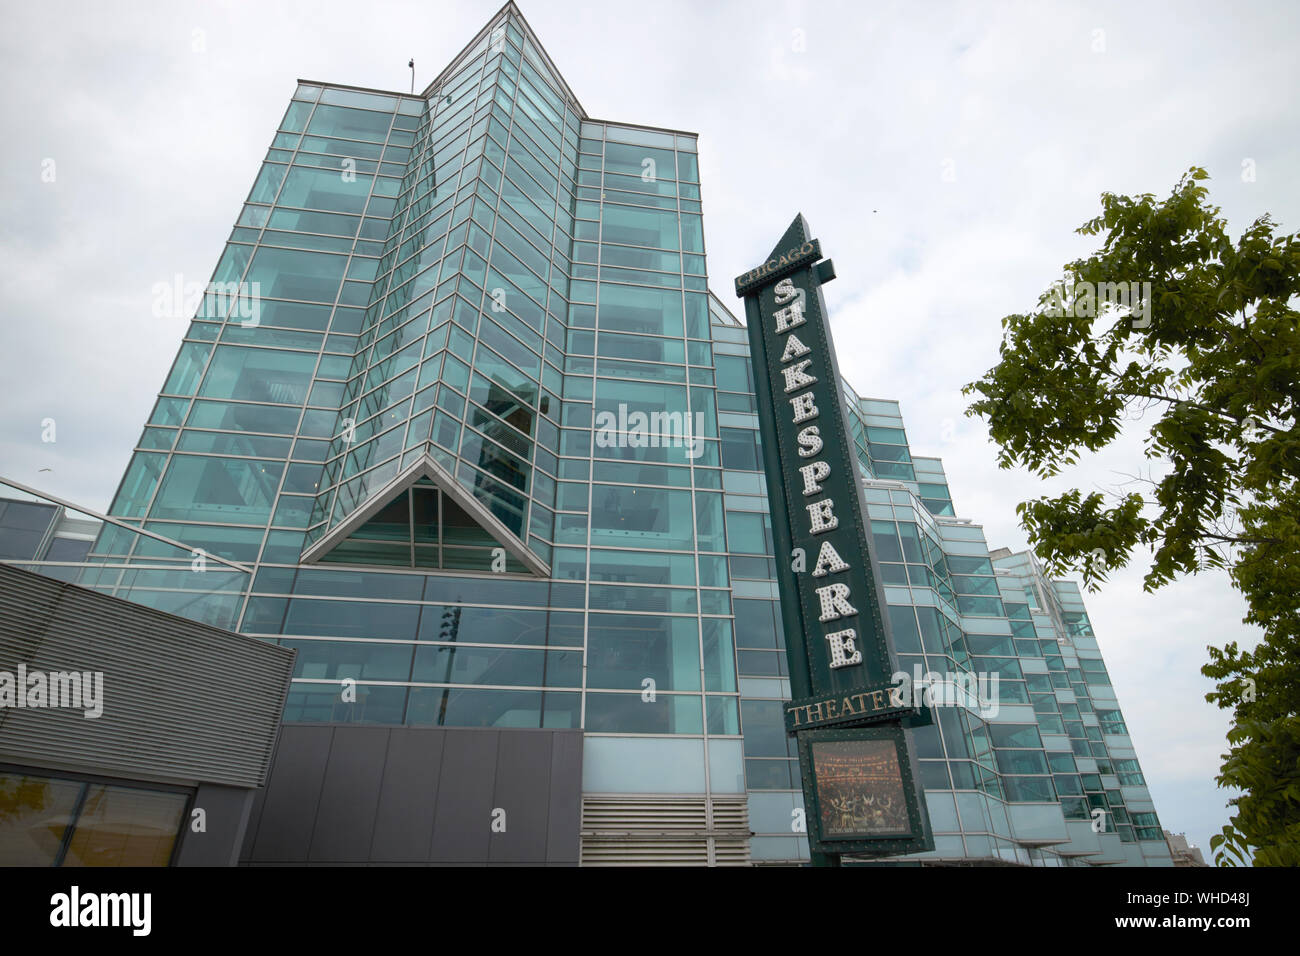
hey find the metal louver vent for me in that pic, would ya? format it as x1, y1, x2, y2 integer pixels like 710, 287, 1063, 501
0, 563, 294, 790
580, 796, 752, 866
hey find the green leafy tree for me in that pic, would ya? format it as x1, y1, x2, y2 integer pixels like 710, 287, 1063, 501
963, 167, 1300, 866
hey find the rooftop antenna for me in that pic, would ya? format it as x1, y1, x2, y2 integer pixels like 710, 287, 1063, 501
408, 58, 415, 94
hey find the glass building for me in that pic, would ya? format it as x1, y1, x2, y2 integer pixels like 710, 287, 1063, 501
39, 1, 1170, 865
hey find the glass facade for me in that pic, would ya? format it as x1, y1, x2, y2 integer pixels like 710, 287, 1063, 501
69, 4, 1170, 865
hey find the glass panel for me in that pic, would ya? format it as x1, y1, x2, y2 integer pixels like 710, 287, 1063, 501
245, 245, 349, 300
284, 683, 408, 724
702, 617, 736, 691
597, 284, 683, 337
404, 687, 580, 728
0, 501, 57, 560
585, 692, 703, 734
150, 456, 284, 523
411, 645, 580, 687
0, 774, 83, 865
742, 700, 795, 757
305, 103, 394, 141
276, 167, 374, 216
586, 613, 700, 690
600, 204, 679, 250
62, 784, 187, 867
589, 484, 694, 549
109, 453, 166, 518
283, 638, 414, 681
198, 346, 316, 404
733, 599, 779, 649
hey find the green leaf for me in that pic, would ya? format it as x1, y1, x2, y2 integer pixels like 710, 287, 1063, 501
965, 166, 1300, 864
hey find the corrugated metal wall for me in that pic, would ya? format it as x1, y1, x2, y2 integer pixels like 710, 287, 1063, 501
0, 563, 293, 789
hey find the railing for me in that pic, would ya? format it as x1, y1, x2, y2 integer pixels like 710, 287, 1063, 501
0, 476, 253, 631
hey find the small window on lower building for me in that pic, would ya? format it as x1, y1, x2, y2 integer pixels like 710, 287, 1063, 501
0, 772, 189, 867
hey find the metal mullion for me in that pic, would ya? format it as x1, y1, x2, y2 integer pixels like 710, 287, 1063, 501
52, 781, 91, 867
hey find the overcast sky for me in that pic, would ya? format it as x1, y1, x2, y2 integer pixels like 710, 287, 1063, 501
3, 0, 1297, 863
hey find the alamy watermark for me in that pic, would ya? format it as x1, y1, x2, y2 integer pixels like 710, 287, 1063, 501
151, 275, 262, 327
50, 886, 150, 936
0, 664, 103, 718
890, 664, 1000, 718
1043, 277, 1152, 328
593, 403, 706, 459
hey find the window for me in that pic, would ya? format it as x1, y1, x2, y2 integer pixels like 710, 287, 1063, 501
0, 772, 188, 867
990, 724, 1043, 749
597, 284, 683, 336
198, 345, 316, 405
589, 484, 694, 550
305, 104, 393, 142
725, 510, 772, 555
600, 205, 679, 250
44, 538, 92, 563
714, 354, 753, 394
1064, 611, 1095, 637
585, 692, 702, 734
1097, 708, 1128, 735
151, 456, 284, 524
586, 613, 700, 690
734, 600, 779, 650
720, 427, 760, 471
245, 245, 350, 300
0, 501, 57, 560
742, 700, 797, 757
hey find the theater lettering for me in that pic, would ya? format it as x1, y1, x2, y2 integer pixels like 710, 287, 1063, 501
768, 273, 871, 673
735, 214, 932, 860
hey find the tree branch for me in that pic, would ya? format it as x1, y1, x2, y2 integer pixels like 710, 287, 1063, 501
1075, 355, 1289, 436
1201, 532, 1279, 546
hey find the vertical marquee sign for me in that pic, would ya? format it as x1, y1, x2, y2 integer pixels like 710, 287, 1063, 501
735, 214, 933, 862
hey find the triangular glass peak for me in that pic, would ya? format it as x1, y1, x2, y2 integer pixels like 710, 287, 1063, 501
303, 455, 548, 576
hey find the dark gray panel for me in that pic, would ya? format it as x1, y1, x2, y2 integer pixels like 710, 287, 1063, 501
430, 730, 498, 863
247, 725, 332, 862
547, 731, 584, 864
174, 784, 255, 867
240, 779, 269, 861
241, 724, 583, 865
309, 726, 390, 862
370, 728, 445, 862
488, 731, 552, 864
